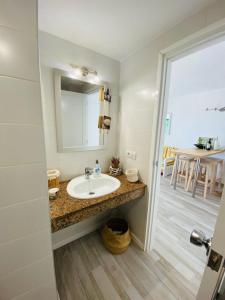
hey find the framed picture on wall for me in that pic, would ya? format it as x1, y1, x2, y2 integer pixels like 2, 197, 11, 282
104, 88, 112, 102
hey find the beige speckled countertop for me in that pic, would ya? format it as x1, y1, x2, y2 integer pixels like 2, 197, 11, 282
50, 174, 146, 232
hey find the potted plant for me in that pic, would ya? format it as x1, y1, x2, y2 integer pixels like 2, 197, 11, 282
109, 157, 122, 176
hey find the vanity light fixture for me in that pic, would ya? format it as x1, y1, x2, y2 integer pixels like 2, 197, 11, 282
70, 64, 100, 83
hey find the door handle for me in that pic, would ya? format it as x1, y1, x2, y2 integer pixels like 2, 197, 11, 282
190, 229, 212, 255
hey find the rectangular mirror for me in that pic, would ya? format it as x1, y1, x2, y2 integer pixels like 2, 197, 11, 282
54, 70, 106, 152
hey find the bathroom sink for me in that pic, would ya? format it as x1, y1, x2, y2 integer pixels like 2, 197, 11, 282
67, 174, 121, 199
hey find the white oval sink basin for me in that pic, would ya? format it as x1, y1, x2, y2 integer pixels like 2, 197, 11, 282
67, 174, 121, 199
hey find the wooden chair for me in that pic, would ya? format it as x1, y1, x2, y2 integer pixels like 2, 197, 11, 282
186, 158, 223, 198
170, 156, 193, 189
203, 157, 224, 193
161, 146, 176, 177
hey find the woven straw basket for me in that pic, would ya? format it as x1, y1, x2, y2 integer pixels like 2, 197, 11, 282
101, 218, 131, 254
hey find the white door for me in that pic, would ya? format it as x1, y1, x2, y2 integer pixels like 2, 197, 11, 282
197, 188, 225, 299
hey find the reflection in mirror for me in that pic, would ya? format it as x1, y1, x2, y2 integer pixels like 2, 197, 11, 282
54, 70, 105, 152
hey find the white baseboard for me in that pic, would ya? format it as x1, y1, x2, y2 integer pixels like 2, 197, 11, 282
131, 232, 145, 250
52, 220, 105, 250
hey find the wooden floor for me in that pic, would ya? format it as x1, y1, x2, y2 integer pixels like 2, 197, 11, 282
55, 231, 199, 300
54, 177, 221, 300
154, 176, 221, 296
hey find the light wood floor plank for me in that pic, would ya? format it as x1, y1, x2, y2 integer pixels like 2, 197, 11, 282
92, 265, 122, 300
148, 282, 177, 300
90, 234, 144, 300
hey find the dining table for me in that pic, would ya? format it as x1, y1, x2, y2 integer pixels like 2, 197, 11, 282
173, 148, 225, 197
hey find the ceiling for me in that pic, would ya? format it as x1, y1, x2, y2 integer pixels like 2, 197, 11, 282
38, 0, 215, 61
169, 39, 225, 98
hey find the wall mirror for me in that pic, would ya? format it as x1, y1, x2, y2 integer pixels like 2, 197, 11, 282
54, 70, 106, 152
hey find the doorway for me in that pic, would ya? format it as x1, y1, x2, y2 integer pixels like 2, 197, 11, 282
146, 27, 225, 297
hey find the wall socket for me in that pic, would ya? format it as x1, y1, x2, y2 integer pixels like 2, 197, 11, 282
126, 150, 136, 160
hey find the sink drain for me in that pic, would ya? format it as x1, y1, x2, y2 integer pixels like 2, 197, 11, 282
89, 192, 95, 195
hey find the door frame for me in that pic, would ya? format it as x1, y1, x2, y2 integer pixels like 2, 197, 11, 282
145, 17, 225, 253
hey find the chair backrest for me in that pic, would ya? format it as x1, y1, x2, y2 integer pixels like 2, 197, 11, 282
163, 146, 176, 159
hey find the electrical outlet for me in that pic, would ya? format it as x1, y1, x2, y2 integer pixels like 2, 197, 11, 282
126, 150, 136, 160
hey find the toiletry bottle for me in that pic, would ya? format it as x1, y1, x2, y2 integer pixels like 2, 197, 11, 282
214, 136, 220, 150
206, 139, 211, 151
95, 160, 101, 176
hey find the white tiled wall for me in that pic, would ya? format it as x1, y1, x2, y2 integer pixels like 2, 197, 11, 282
0, 0, 57, 299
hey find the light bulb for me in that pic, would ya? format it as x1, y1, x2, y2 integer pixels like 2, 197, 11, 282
68, 68, 82, 79
94, 75, 100, 83
73, 68, 82, 77
89, 74, 100, 84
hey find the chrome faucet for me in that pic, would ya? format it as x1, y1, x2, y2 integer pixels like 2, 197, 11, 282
85, 167, 93, 179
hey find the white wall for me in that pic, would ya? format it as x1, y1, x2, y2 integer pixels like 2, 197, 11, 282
39, 31, 120, 180
165, 88, 225, 157
0, 1, 57, 299
119, 0, 225, 244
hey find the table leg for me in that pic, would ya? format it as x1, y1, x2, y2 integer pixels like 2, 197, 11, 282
173, 154, 179, 190
192, 157, 200, 198
210, 162, 217, 194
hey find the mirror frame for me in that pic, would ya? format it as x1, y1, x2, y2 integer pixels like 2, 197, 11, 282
54, 69, 107, 152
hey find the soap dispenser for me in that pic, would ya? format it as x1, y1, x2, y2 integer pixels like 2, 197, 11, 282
95, 160, 101, 176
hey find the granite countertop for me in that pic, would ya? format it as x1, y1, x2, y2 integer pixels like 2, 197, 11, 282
50, 174, 146, 232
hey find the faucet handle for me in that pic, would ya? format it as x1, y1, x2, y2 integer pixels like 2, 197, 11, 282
85, 167, 93, 176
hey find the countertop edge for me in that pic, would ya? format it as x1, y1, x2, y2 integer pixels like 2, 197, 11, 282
51, 185, 145, 233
